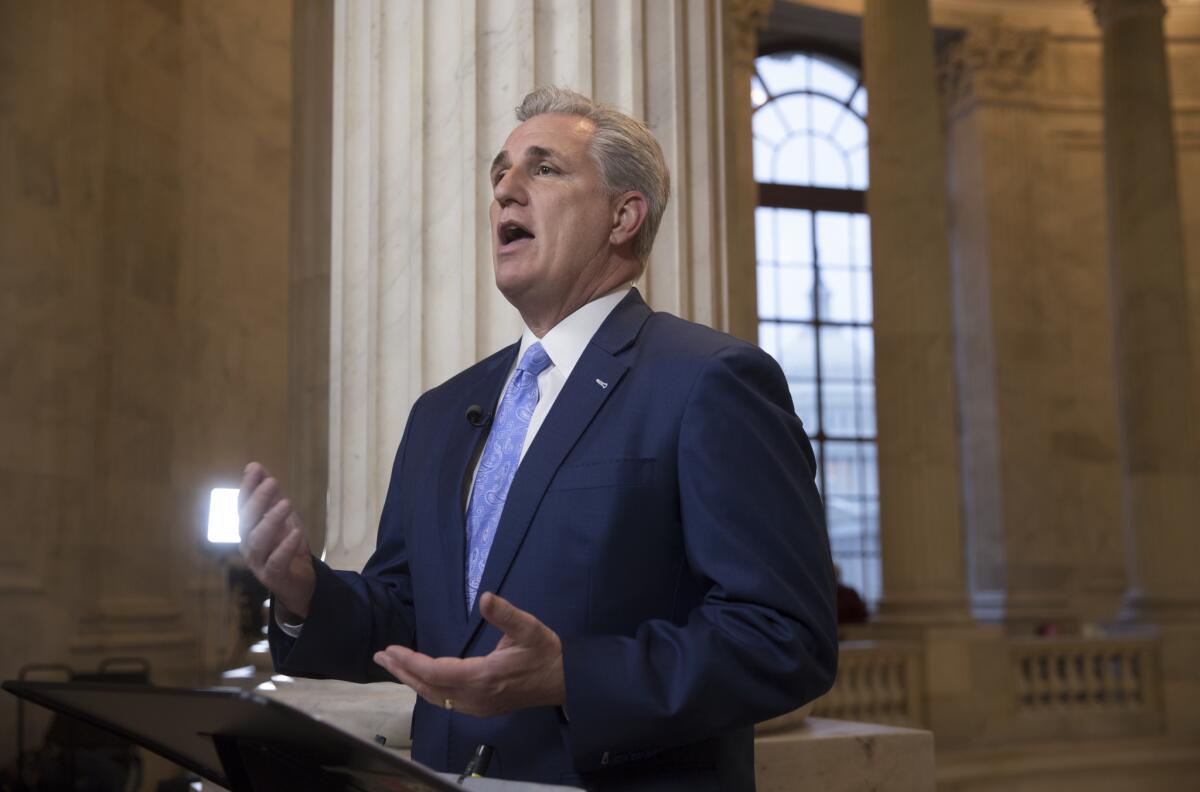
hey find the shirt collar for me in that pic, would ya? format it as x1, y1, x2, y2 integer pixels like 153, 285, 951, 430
516, 287, 632, 378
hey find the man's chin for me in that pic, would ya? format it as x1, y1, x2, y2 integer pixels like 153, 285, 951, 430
493, 266, 537, 310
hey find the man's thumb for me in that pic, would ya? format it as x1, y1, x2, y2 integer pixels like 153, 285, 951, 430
480, 592, 533, 641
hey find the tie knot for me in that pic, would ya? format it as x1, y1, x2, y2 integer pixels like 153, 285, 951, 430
518, 342, 552, 377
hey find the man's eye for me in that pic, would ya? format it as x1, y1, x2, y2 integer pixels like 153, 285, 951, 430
537, 164, 554, 175
493, 170, 507, 185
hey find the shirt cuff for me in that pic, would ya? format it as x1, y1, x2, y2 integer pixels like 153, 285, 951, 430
274, 605, 305, 637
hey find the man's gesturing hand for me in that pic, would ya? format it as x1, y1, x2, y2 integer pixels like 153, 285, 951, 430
239, 462, 316, 621
374, 592, 566, 718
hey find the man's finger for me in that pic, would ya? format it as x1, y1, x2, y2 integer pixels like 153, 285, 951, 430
262, 523, 302, 581
374, 650, 456, 703
238, 463, 267, 511
381, 646, 488, 690
239, 477, 279, 541
479, 592, 541, 644
242, 498, 292, 569
376, 652, 440, 699
284, 512, 309, 559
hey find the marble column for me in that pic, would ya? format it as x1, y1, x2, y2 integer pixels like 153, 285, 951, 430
940, 26, 1113, 628
1092, 0, 1200, 623
316, 0, 762, 570
863, 0, 971, 624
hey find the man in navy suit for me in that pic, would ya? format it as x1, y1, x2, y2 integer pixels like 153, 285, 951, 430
239, 86, 837, 791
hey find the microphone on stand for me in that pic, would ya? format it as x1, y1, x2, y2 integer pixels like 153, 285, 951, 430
465, 404, 492, 427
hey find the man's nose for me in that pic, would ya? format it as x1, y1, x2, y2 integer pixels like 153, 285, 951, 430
493, 168, 527, 205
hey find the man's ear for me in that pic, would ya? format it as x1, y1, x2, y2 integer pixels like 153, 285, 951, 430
610, 191, 649, 249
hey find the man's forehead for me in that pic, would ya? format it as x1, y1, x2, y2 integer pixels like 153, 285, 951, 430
495, 114, 595, 160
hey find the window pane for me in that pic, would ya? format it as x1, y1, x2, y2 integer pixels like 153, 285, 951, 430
820, 381, 857, 437
819, 326, 856, 381
774, 135, 812, 186
856, 383, 877, 438
810, 94, 846, 137
753, 105, 787, 145
815, 212, 852, 266
855, 328, 874, 379
758, 321, 779, 361
755, 207, 776, 263
777, 324, 816, 380
775, 267, 814, 321
813, 440, 824, 494
832, 113, 868, 153
819, 326, 875, 380
828, 506, 863, 552
850, 86, 867, 117
756, 52, 810, 97
811, 137, 848, 189
862, 551, 881, 607
835, 555, 869, 601
848, 146, 869, 191
860, 442, 879, 496
756, 264, 778, 319
776, 209, 812, 266
853, 269, 873, 322
851, 214, 871, 265
810, 56, 858, 103
823, 440, 863, 497
816, 268, 854, 323
790, 381, 820, 435
753, 139, 773, 183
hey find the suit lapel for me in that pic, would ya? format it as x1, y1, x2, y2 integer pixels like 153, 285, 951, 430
458, 290, 653, 654
436, 345, 517, 629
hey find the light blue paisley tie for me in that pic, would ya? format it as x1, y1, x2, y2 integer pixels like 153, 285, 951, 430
464, 342, 553, 611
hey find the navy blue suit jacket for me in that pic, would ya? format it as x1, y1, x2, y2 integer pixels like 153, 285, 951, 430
270, 290, 838, 791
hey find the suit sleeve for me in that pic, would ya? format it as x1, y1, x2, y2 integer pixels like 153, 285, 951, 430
560, 343, 838, 767
268, 401, 422, 682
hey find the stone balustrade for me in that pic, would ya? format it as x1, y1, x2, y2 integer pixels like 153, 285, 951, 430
1006, 634, 1163, 740
811, 640, 924, 727
1011, 635, 1156, 713
810, 634, 1166, 739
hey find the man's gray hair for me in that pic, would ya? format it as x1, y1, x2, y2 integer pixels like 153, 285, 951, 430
516, 86, 670, 264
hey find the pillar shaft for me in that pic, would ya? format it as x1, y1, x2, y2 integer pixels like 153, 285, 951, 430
941, 25, 1115, 628
1094, 0, 1200, 622
864, 0, 971, 624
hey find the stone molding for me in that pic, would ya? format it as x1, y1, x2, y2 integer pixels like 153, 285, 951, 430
1087, 0, 1166, 28
939, 24, 1049, 115
727, 0, 773, 66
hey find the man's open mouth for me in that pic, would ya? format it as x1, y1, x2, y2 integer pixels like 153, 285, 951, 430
498, 221, 535, 247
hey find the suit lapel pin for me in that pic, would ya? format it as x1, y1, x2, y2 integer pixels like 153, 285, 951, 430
595, 378, 608, 389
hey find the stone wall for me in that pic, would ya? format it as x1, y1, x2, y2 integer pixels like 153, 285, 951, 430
0, 0, 290, 767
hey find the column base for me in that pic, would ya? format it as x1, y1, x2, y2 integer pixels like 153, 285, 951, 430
873, 594, 974, 628
1118, 589, 1200, 625
970, 589, 1079, 633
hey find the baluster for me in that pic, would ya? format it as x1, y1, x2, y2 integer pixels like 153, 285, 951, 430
1123, 649, 1142, 707
1075, 652, 1094, 710
1016, 654, 1033, 710
1091, 650, 1107, 708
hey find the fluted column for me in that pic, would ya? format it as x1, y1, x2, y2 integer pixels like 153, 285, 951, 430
940, 26, 1111, 628
315, 0, 760, 570
864, 0, 971, 624
1092, 0, 1200, 623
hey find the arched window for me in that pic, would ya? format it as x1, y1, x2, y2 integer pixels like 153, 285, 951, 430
752, 49, 880, 610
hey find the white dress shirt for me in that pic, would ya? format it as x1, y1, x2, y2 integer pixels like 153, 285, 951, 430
278, 286, 632, 635
470, 286, 631, 484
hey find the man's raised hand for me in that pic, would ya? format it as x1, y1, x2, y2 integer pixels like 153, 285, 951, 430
238, 462, 316, 621
373, 592, 566, 718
